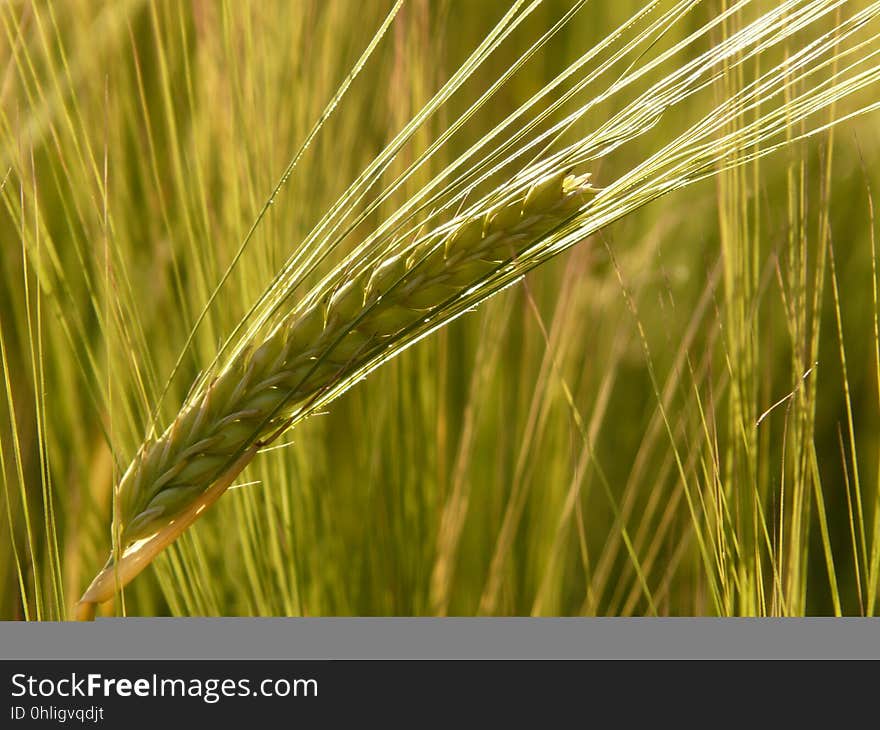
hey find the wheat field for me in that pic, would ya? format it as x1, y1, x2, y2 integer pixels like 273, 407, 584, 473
2, 0, 880, 619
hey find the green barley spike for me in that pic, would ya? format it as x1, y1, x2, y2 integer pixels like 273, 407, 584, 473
76, 171, 596, 618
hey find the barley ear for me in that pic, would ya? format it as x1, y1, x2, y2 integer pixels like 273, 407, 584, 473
75, 171, 598, 618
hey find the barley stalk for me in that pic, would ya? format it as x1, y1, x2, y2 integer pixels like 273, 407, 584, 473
76, 170, 597, 615
75, 0, 880, 618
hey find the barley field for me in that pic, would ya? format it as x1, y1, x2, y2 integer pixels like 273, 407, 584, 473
2, 0, 880, 619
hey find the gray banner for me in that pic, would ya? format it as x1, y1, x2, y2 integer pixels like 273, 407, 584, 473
2, 618, 880, 659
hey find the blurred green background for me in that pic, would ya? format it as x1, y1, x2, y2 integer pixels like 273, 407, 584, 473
2, 0, 879, 618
